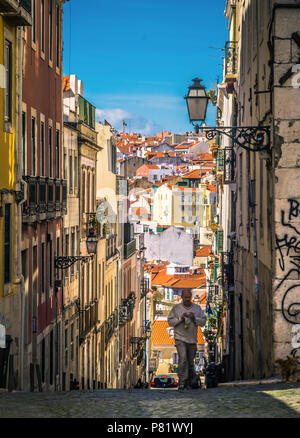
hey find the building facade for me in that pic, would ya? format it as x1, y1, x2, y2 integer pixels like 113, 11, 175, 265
218, 0, 300, 381
0, 0, 31, 390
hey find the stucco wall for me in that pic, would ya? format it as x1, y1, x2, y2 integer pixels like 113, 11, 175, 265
144, 226, 193, 265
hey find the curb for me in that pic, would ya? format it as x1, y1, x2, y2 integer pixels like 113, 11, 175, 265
218, 378, 282, 387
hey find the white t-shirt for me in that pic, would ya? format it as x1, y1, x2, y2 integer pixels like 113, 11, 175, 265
167, 302, 206, 344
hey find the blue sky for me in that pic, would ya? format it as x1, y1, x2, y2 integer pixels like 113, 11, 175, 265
63, 0, 228, 135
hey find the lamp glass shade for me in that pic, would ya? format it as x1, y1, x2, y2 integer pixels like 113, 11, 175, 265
185, 78, 209, 122
86, 235, 98, 254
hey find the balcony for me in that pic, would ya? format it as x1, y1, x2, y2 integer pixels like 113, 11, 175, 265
22, 176, 67, 222
140, 278, 149, 299
119, 292, 136, 326
124, 239, 136, 259
80, 300, 98, 340
0, 0, 32, 26
78, 95, 96, 130
130, 337, 144, 362
224, 147, 235, 184
106, 234, 117, 260
225, 41, 237, 80
105, 309, 118, 347
135, 233, 145, 251
222, 251, 234, 290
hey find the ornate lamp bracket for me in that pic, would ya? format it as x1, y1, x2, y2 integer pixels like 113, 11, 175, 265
54, 256, 91, 270
193, 124, 271, 153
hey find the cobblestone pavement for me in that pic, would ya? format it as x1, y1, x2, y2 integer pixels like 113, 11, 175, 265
1, 382, 300, 418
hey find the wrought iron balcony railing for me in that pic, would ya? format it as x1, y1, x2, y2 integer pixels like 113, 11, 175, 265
119, 292, 136, 326
22, 176, 67, 220
0, 0, 32, 25
130, 337, 144, 361
136, 233, 145, 251
140, 278, 149, 299
225, 41, 237, 78
106, 234, 117, 260
221, 250, 234, 289
80, 300, 98, 340
224, 147, 235, 184
19, 0, 31, 14
124, 239, 136, 259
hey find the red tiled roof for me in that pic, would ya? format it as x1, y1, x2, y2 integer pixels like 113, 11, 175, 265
195, 246, 212, 257
183, 169, 203, 179
206, 184, 216, 193
152, 268, 206, 289
152, 320, 205, 345
196, 153, 214, 161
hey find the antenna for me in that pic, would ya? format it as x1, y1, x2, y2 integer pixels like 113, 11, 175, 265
123, 120, 127, 134
208, 46, 225, 51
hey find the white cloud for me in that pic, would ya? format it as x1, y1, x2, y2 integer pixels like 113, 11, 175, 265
96, 108, 163, 136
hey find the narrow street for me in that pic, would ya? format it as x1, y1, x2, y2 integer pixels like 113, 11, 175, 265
1, 383, 300, 418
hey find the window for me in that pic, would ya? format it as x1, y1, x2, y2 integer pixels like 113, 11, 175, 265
41, 242, 45, 293
4, 39, 12, 123
98, 263, 101, 298
87, 172, 90, 213
64, 152, 67, 179
71, 232, 75, 275
49, 330, 53, 385
81, 171, 85, 213
41, 121, 45, 175
70, 324, 74, 361
87, 263, 90, 303
56, 4, 60, 68
69, 155, 73, 193
253, 0, 258, 54
21, 250, 29, 344
49, 0, 53, 61
4, 204, 11, 284
55, 130, 60, 178
56, 237, 60, 280
49, 126, 52, 177
49, 239, 53, 288
65, 328, 68, 367
74, 156, 78, 188
32, 117, 36, 175
22, 112, 26, 176
65, 233, 69, 278
32, 0, 36, 43
41, 0, 45, 53
41, 338, 45, 383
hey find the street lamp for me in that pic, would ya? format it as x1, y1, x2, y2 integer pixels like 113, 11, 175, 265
86, 228, 98, 255
185, 78, 271, 153
55, 229, 98, 270
185, 78, 209, 126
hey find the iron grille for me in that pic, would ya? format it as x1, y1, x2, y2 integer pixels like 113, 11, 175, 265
225, 41, 237, 76
224, 147, 235, 184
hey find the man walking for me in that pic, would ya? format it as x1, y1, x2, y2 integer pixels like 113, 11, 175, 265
168, 289, 206, 390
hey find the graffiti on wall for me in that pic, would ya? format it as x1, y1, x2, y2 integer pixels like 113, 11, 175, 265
0, 312, 10, 330
275, 199, 300, 357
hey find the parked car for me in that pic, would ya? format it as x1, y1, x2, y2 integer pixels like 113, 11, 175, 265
150, 374, 178, 389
